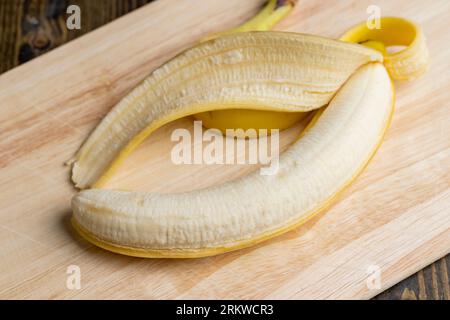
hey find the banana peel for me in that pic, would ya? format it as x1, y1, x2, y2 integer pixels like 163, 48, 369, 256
69, 2, 429, 258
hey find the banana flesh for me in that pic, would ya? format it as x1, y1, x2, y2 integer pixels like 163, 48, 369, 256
72, 63, 393, 257
72, 32, 382, 189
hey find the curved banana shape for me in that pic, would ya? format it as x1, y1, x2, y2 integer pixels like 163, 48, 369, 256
70, 2, 428, 257
72, 32, 382, 189
72, 62, 394, 258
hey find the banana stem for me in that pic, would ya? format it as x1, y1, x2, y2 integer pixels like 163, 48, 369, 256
204, 0, 297, 40
231, 0, 297, 32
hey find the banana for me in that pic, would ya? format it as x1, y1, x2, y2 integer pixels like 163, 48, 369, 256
72, 63, 393, 257
72, 32, 382, 189
69, 2, 428, 258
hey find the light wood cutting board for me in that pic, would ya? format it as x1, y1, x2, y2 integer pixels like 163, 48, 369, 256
0, 0, 449, 299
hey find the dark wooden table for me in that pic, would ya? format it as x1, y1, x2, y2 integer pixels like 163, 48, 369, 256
0, 0, 448, 300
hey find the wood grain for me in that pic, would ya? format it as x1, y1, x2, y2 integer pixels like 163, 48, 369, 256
0, 0, 449, 299
0, 0, 157, 71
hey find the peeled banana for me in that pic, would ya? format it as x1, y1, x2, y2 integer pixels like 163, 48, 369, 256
70, 3, 428, 258
72, 62, 393, 257
72, 32, 382, 189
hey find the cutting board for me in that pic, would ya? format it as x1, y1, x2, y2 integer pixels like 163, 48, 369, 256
0, 0, 449, 299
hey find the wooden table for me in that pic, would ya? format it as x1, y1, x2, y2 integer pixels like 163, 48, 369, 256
0, 0, 448, 299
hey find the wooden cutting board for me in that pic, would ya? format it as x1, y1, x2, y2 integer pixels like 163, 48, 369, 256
0, 0, 449, 299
